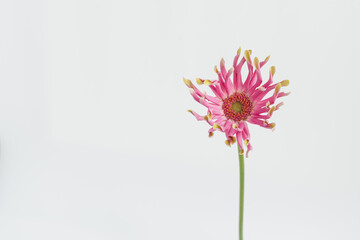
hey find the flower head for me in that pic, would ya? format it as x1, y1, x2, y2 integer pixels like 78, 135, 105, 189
184, 48, 290, 157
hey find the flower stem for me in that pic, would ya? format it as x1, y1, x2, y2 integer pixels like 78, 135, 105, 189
238, 145, 245, 240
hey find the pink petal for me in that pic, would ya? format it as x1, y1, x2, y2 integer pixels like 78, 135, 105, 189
233, 58, 246, 91
236, 132, 244, 151
243, 62, 254, 91
246, 142, 253, 158
209, 85, 226, 99
216, 70, 229, 96
225, 68, 235, 93
188, 110, 205, 121
220, 58, 227, 79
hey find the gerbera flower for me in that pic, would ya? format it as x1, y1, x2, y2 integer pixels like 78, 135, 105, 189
184, 48, 290, 157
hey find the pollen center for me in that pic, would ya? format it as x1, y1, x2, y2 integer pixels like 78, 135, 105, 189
222, 92, 253, 122
231, 102, 242, 113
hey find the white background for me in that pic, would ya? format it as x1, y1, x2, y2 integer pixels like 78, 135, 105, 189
1, 0, 360, 239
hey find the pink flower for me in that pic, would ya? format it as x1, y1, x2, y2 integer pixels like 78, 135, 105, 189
184, 48, 290, 157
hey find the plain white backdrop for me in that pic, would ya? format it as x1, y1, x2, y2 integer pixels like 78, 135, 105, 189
1, 0, 360, 239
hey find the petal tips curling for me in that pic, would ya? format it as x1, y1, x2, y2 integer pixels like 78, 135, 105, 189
204, 79, 214, 86
237, 47, 241, 55
254, 57, 260, 70
280, 80, 290, 87
213, 123, 222, 131
274, 83, 282, 94
270, 66, 276, 76
183, 77, 193, 88
196, 78, 204, 85
244, 50, 252, 63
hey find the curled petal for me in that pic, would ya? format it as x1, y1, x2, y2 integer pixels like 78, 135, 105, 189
187, 110, 205, 121
236, 132, 245, 154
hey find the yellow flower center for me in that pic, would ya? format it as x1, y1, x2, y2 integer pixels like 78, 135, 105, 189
231, 101, 242, 113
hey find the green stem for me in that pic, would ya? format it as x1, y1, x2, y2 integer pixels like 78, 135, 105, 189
238, 145, 245, 240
